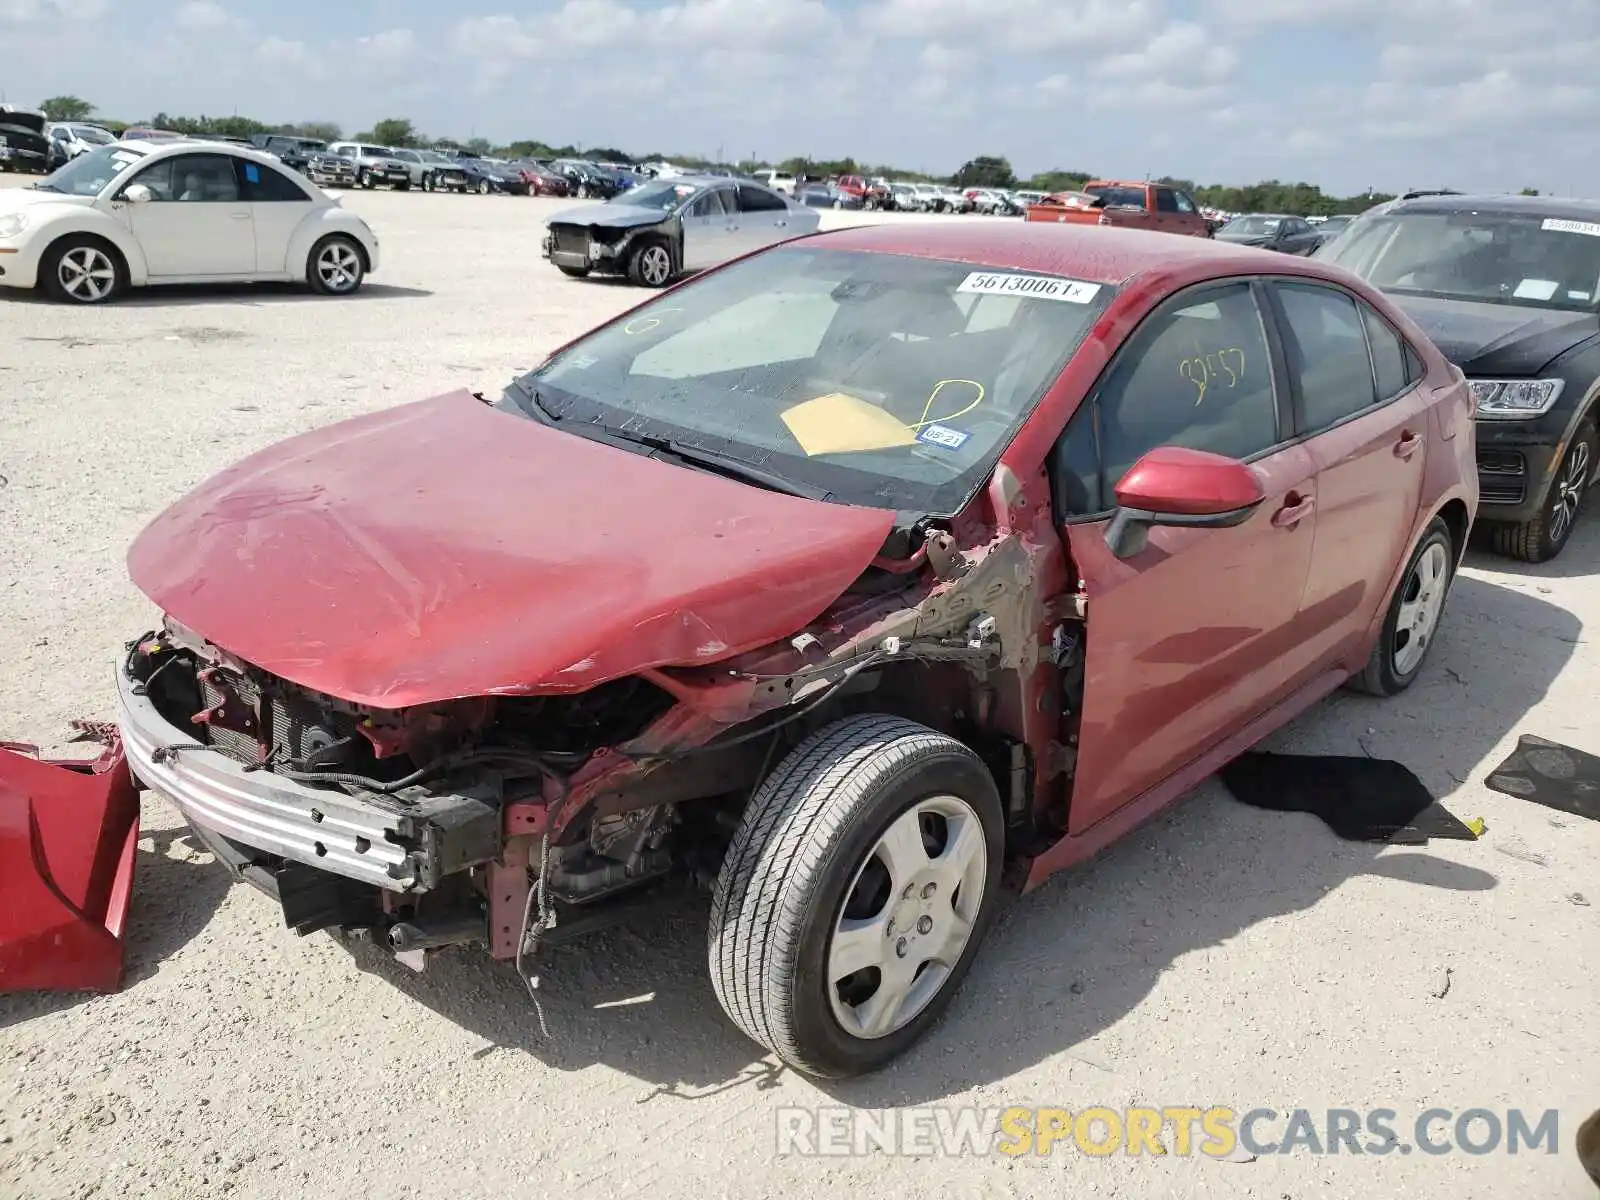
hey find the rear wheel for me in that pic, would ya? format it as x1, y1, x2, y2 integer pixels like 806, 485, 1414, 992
628, 240, 673, 288
709, 715, 1003, 1078
1488, 423, 1595, 563
1349, 516, 1455, 696
40, 236, 125, 305
307, 235, 366, 296
477, 179, 492, 195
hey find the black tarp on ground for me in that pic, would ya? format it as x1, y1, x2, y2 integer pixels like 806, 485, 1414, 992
1485, 735, 1600, 822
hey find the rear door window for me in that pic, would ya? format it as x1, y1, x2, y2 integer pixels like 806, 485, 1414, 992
738, 184, 788, 212
1273, 282, 1380, 431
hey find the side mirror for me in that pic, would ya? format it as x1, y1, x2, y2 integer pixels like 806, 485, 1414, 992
1104, 446, 1266, 559
123, 184, 153, 204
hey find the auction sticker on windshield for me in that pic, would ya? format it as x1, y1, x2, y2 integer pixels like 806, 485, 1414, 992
1542, 218, 1600, 238
957, 272, 1102, 303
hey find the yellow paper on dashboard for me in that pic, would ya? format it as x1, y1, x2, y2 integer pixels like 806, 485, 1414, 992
781, 393, 918, 456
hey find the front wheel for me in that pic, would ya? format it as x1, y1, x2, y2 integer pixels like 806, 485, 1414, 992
1488, 423, 1595, 563
307, 235, 366, 296
359, 170, 375, 189
477, 179, 491, 195
40, 236, 125, 304
627, 241, 673, 287
708, 714, 1003, 1078
1349, 516, 1455, 696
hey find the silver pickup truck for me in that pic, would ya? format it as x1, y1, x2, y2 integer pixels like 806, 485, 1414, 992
327, 142, 413, 190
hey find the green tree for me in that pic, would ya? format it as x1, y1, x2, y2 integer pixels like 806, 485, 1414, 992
1027, 169, 1093, 194
953, 156, 1016, 188
464, 136, 492, 156
282, 121, 342, 142
370, 118, 420, 148
40, 95, 94, 121
1520, 187, 1540, 196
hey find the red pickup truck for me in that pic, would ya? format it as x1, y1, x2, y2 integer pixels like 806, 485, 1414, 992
1025, 180, 1212, 238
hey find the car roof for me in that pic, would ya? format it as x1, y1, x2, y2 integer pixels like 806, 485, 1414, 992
804, 221, 1337, 287
1379, 192, 1600, 219
113, 138, 309, 171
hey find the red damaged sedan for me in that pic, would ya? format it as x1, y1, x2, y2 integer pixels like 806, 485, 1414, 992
107, 223, 1474, 1076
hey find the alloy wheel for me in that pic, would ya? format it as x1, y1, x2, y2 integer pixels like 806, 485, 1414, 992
639, 245, 671, 286
1550, 438, 1592, 547
315, 242, 362, 294
57, 246, 117, 303
826, 795, 987, 1040
1393, 541, 1450, 676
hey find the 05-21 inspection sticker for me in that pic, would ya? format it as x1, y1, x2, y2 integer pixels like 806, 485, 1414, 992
957, 272, 1102, 303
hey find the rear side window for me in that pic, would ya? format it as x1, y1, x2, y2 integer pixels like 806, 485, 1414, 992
737, 184, 787, 212
1275, 283, 1379, 430
1054, 282, 1280, 514
1361, 304, 1413, 401
1154, 188, 1178, 213
241, 160, 311, 202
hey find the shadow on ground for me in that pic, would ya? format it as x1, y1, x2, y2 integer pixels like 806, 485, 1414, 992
0, 830, 231, 1030
327, 573, 1575, 1103
1, 282, 431, 307
1465, 488, 1600, 580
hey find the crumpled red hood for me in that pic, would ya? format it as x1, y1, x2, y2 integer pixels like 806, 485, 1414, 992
127, 391, 896, 707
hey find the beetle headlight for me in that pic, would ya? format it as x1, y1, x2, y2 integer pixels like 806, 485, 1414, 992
0, 212, 27, 239
1468, 378, 1565, 419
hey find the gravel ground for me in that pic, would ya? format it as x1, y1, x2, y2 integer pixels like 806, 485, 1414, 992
1, 181, 1597, 1200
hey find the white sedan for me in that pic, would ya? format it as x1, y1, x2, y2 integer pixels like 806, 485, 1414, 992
0, 139, 379, 304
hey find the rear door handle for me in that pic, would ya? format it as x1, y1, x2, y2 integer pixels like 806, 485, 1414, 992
1395, 430, 1425, 459
230, 212, 251, 220
1272, 493, 1315, 528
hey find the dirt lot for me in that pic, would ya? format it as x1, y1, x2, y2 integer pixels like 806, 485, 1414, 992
2, 180, 1597, 1200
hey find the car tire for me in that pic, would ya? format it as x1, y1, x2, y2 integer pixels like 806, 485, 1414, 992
359, 170, 375, 189
708, 714, 1003, 1079
421, 173, 433, 193
577, 183, 591, 199
306, 234, 366, 297
1488, 421, 1595, 563
1349, 516, 1456, 697
627, 240, 674, 288
556, 265, 589, 278
395, 179, 411, 192
39, 235, 126, 305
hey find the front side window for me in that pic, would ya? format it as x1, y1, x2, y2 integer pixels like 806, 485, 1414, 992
519, 247, 1113, 515
1274, 283, 1379, 430
1054, 283, 1279, 516
130, 153, 241, 202
1174, 191, 1198, 214
1154, 188, 1179, 213
1322, 208, 1600, 311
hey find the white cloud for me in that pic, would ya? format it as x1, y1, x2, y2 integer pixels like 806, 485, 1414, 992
355, 28, 420, 63
0, 0, 105, 20
861, 0, 1158, 54
255, 35, 312, 68
1093, 21, 1238, 86
174, 1, 240, 30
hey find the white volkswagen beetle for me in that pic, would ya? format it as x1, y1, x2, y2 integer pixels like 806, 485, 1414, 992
0, 139, 379, 304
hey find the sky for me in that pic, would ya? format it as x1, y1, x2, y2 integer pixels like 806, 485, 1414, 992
1, 0, 1596, 196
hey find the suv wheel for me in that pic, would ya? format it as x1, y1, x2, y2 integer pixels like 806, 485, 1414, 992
708, 714, 1003, 1078
1349, 516, 1455, 696
1489, 422, 1595, 563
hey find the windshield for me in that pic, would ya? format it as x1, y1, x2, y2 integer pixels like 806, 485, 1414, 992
1322, 210, 1600, 312
518, 247, 1112, 514
617, 180, 699, 210
1085, 185, 1145, 208
71, 125, 116, 145
40, 143, 144, 194
1221, 216, 1283, 236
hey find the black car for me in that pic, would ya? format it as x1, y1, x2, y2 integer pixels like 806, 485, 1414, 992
1214, 212, 1323, 256
456, 157, 529, 195
252, 134, 329, 173
549, 159, 628, 200
1322, 193, 1600, 562
0, 104, 50, 173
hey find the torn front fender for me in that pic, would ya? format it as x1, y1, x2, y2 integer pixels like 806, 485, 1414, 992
0, 735, 140, 994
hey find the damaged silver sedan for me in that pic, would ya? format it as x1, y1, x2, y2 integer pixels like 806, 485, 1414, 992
542, 175, 820, 288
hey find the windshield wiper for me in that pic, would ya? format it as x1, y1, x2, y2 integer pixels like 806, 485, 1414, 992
28, 182, 63, 192
505, 377, 562, 423
610, 429, 835, 502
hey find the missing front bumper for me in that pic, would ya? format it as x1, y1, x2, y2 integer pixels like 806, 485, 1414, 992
115, 662, 501, 892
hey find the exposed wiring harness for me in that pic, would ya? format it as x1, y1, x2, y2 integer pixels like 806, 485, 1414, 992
515, 831, 555, 1038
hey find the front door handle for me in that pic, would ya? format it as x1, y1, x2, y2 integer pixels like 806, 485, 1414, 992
230, 212, 251, 220
1272, 493, 1315, 528
1394, 430, 1425, 459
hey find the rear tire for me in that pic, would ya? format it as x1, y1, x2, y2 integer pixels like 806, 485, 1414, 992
1349, 516, 1455, 696
708, 715, 1003, 1078
306, 234, 366, 296
477, 179, 492, 195
1487, 422, 1595, 563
